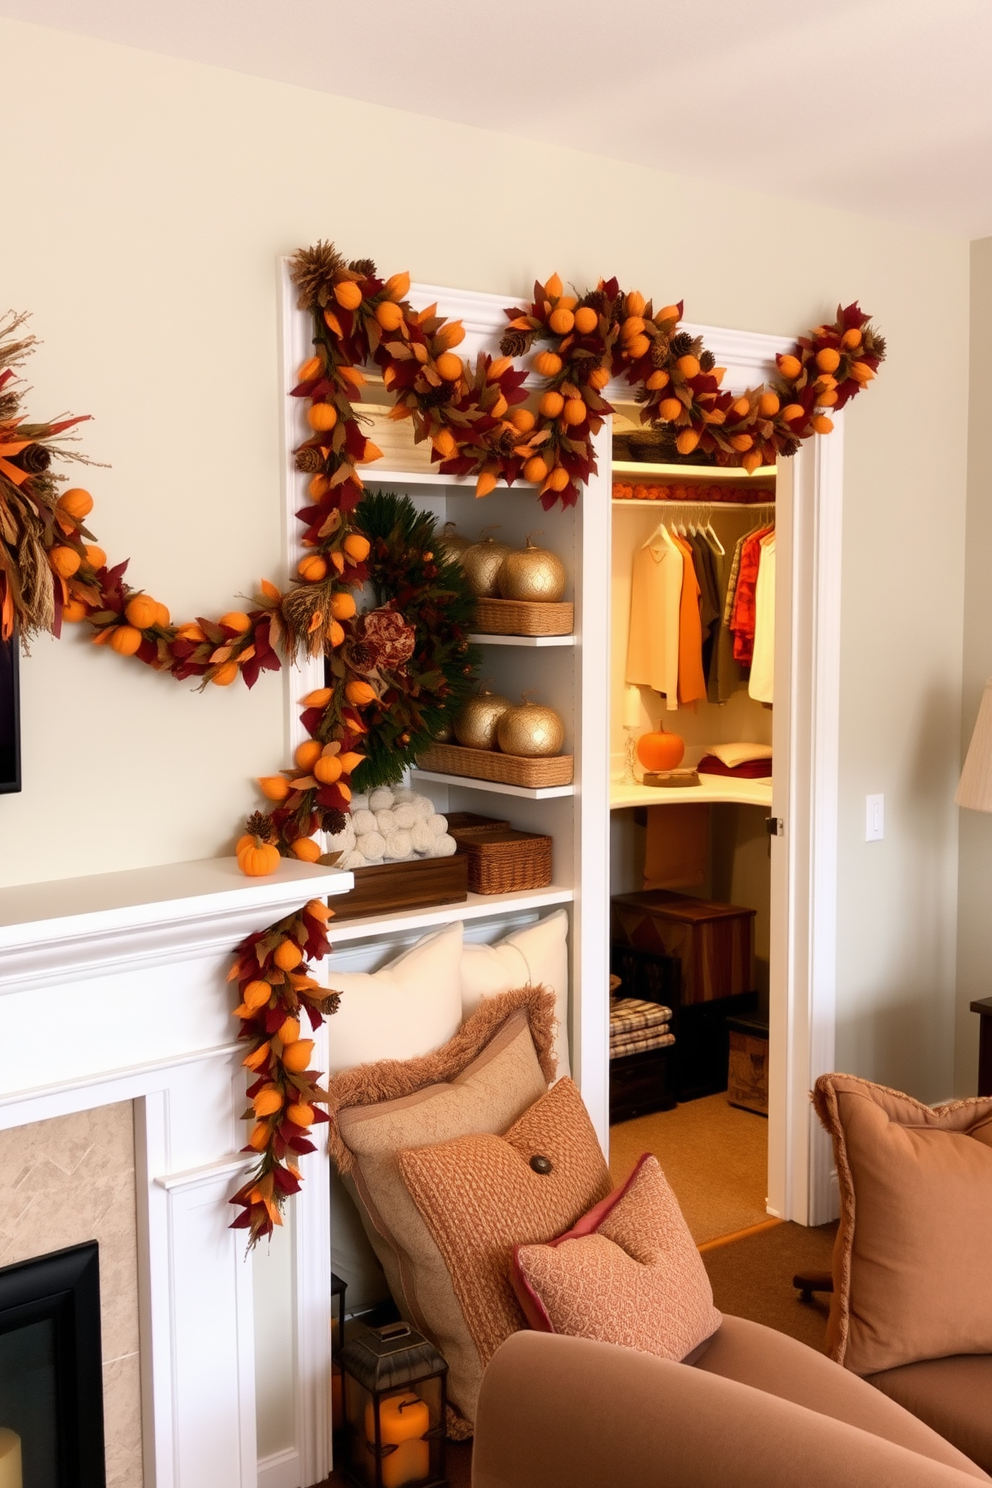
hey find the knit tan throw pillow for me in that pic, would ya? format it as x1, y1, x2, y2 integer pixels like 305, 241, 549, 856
399, 1078, 611, 1426
813, 1073, 992, 1376
327, 986, 558, 1428
511, 1153, 720, 1361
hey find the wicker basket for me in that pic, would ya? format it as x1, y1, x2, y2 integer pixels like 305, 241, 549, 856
415, 743, 574, 788
454, 826, 553, 895
446, 812, 511, 834
473, 597, 574, 637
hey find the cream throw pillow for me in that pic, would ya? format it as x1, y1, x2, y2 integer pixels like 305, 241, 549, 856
461, 909, 570, 1076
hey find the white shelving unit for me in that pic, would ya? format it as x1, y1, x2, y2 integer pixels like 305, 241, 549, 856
330, 884, 575, 945
410, 768, 575, 800
468, 632, 575, 648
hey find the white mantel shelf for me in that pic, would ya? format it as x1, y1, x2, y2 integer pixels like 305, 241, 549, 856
0, 857, 354, 992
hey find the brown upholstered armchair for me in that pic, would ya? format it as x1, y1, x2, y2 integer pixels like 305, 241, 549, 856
472, 1325, 991, 1488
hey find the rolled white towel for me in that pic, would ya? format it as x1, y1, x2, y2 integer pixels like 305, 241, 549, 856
349, 792, 369, 813
410, 795, 432, 821
351, 809, 378, 837
326, 825, 355, 855
392, 803, 417, 830
359, 830, 386, 860
429, 813, 448, 836
431, 833, 457, 858
410, 821, 435, 855
384, 830, 413, 860
375, 808, 397, 835
340, 848, 368, 871
369, 787, 395, 812
393, 787, 415, 803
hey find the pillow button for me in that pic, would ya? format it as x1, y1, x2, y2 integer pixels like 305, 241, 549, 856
530, 1155, 553, 1175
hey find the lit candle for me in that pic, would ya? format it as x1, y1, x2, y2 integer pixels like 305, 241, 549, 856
0, 1429, 22, 1488
365, 1393, 430, 1488
623, 685, 642, 730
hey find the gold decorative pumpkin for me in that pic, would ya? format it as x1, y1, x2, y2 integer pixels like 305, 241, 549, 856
497, 532, 566, 603
438, 522, 473, 565
496, 694, 565, 757
461, 526, 513, 598
453, 686, 512, 750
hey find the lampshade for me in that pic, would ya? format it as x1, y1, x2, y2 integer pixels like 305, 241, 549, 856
956, 680, 992, 812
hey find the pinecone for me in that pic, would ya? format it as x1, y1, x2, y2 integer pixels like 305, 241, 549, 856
699, 350, 716, 373
670, 332, 694, 358
349, 257, 378, 279
613, 294, 627, 322
584, 290, 610, 316
419, 383, 454, 409
500, 329, 528, 358
321, 808, 348, 836
650, 338, 671, 368
777, 437, 801, 459
862, 328, 886, 360
289, 241, 346, 310
245, 810, 274, 841
10, 443, 51, 474
295, 446, 325, 474
488, 426, 520, 457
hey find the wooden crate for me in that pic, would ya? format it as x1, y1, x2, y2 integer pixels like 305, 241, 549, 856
333, 854, 468, 922
727, 1016, 769, 1115
611, 891, 755, 1005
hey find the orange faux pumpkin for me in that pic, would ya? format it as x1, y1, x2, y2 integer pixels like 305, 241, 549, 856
273, 939, 304, 971
281, 1039, 315, 1074
238, 838, 280, 876
636, 728, 685, 772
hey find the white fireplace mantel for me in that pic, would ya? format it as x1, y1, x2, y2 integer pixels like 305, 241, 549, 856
0, 857, 354, 1488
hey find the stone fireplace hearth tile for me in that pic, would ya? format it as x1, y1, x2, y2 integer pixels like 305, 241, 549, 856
102, 1351, 144, 1488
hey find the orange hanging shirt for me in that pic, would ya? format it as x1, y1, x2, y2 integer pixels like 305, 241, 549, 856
672, 534, 707, 705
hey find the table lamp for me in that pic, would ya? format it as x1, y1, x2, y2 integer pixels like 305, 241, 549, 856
956, 679, 992, 1098
956, 679, 992, 812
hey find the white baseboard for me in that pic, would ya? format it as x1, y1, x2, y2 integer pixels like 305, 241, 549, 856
257, 1448, 302, 1488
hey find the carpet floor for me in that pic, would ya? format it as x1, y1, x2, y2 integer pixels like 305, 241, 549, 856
609, 1092, 769, 1244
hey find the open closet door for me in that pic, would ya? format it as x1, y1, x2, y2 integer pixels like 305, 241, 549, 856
767, 429, 844, 1227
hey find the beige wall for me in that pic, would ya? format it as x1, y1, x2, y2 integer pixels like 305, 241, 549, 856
955, 237, 992, 1095
1, 11, 974, 1459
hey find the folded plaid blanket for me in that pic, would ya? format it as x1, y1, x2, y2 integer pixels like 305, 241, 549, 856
609, 996, 673, 1035
609, 1026, 675, 1058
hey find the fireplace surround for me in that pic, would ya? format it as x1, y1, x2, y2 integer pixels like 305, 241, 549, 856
0, 1242, 105, 1487
0, 856, 353, 1488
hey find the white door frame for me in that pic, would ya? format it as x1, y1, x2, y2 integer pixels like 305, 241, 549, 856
608, 322, 842, 1228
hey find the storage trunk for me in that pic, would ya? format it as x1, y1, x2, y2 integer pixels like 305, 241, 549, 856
726, 1016, 770, 1115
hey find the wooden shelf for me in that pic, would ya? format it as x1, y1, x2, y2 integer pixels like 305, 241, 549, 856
610, 776, 772, 810
612, 461, 776, 483
612, 499, 774, 509
467, 632, 575, 648
327, 884, 574, 944
410, 768, 574, 800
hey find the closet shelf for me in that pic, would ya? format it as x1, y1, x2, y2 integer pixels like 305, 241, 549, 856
610, 777, 773, 810
612, 460, 776, 484
326, 884, 574, 945
612, 499, 775, 508
410, 768, 574, 800
467, 632, 575, 648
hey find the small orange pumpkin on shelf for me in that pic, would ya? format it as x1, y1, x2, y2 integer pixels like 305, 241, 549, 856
237, 813, 281, 877
636, 727, 686, 773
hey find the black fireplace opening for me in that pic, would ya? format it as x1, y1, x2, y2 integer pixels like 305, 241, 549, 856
0, 1242, 105, 1488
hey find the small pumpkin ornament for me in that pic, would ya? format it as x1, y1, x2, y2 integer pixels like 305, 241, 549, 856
636, 727, 685, 772
496, 693, 565, 757
460, 526, 513, 598
497, 532, 567, 603
453, 684, 512, 750
237, 812, 281, 877
437, 521, 473, 565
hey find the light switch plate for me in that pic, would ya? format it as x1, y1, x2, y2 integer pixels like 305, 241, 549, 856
866, 793, 884, 842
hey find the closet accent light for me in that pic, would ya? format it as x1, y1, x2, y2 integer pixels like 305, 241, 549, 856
956, 679, 992, 812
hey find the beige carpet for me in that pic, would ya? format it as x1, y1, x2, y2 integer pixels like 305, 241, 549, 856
609, 1093, 769, 1244
703, 1220, 837, 1352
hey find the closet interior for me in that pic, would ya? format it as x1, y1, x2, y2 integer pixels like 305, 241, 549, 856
608, 413, 776, 1240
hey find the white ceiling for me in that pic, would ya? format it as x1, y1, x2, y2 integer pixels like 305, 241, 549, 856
6, 0, 992, 238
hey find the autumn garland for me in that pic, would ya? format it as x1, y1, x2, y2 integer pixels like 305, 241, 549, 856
0, 248, 886, 1243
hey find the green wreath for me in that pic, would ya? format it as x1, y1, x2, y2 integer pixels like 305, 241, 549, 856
318, 490, 481, 792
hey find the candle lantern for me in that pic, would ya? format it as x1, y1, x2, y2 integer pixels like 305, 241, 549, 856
339, 1321, 448, 1488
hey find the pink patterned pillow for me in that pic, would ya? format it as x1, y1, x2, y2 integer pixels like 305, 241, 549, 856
510, 1153, 721, 1362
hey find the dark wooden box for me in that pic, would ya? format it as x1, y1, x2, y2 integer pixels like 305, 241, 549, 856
333, 854, 468, 922
727, 1015, 769, 1115
611, 891, 756, 1005
610, 1046, 676, 1125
